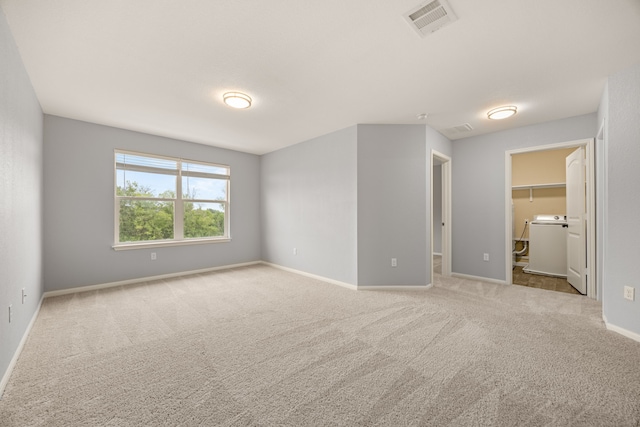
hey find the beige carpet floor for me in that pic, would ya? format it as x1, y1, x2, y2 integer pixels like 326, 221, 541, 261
1, 264, 639, 426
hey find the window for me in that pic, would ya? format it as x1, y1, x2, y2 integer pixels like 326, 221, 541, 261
114, 150, 230, 249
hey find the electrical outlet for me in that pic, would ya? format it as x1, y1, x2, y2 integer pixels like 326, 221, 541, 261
483, 253, 489, 261
524, 219, 529, 225
391, 258, 397, 267
293, 247, 297, 255
151, 252, 157, 260
624, 286, 635, 301
8, 305, 12, 323
22, 288, 26, 304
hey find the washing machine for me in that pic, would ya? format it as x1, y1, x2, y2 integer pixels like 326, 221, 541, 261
524, 214, 567, 277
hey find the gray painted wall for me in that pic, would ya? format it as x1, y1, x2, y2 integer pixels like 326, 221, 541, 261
0, 8, 43, 388
601, 62, 640, 336
433, 164, 442, 254
357, 125, 427, 286
357, 124, 452, 286
260, 126, 358, 285
261, 124, 451, 287
452, 113, 597, 281
43, 116, 261, 291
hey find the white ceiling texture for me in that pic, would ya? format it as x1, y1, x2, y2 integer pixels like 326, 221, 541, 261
2, 0, 640, 154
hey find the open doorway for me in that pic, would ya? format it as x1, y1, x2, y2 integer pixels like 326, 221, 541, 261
431, 150, 451, 283
504, 139, 596, 298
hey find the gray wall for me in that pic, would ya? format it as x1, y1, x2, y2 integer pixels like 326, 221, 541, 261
452, 113, 597, 281
357, 124, 451, 286
0, 8, 43, 388
261, 124, 451, 287
601, 62, 640, 336
433, 164, 442, 254
357, 125, 427, 286
43, 116, 261, 291
260, 126, 358, 285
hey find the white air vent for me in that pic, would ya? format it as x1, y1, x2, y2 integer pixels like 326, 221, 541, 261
444, 123, 473, 135
453, 123, 473, 133
403, 0, 458, 37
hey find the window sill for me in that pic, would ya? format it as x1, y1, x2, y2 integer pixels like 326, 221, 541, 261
113, 238, 231, 251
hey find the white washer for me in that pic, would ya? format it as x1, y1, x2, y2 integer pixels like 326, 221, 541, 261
524, 214, 567, 277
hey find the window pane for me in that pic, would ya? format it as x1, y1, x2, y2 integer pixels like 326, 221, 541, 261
182, 176, 227, 200
182, 161, 228, 176
117, 170, 176, 198
184, 202, 225, 238
119, 200, 174, 242
116, 153, 177, 171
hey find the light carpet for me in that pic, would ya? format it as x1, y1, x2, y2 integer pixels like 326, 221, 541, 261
1, 264, 639, 426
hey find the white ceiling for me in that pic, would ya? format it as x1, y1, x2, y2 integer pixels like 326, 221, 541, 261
2, 1, 640, 155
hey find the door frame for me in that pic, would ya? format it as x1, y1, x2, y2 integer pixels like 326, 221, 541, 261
431, 150, 452, 283
504, 138, 596, 298
595, 119, 606, 302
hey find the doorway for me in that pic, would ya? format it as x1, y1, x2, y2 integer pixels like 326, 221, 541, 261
504, 139, 596, 298
431, 150, 451, 283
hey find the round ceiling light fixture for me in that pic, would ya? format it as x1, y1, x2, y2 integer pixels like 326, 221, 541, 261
487, 105, 517, 120
223, 92, 252, 109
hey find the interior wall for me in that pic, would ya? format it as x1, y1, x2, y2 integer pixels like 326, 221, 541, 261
357, 124, 426, 286
260, 126, 358, 285
0, 7, 44, 390
261, 124, 451, 288
43, 116, 261, 291
452, 113, 597, 282
511, 148, 576, 185
602, 62, 640, 337
357, 124, 452, 287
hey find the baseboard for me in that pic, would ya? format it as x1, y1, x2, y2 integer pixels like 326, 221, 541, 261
1, 295, 44, 400
262, 262, 434, 291
451, 272, 507, 285
522, 267, 567, 279
358, 284, 433, 291
43, 261, 262, 298
605, 321, 640, 343
261, 262, 358, 291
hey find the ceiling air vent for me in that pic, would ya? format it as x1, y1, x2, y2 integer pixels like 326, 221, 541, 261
403, 0, 458, 37
444, 123, 473, 135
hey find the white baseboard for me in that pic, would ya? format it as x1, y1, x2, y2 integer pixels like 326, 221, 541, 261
261, 262, 358, 291
43, 259, 441, 298
263, 262, 434, 291
605, 321, 640, 343
43, 261, 262, 298
1, 296, 44, 400
451, 272, 507, 285
358, 284, 433, 291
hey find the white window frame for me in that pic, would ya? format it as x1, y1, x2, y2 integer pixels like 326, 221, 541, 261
113, 149, 230, 250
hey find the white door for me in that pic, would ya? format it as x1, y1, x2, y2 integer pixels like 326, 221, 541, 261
566, 147, 586, 294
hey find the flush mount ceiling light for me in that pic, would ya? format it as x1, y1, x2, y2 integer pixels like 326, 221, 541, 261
487, 105, 517, 120
223, 92, 252, 109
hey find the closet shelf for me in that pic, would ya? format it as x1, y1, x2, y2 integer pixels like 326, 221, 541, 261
512, 182, 565, 190
512, 182, 565, 202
